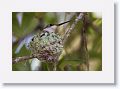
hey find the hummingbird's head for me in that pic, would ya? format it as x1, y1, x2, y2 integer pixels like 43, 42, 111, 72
44, 24, 58, 33
43, 20, 71, 33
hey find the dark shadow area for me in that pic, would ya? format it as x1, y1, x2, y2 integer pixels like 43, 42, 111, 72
3, 83, 115, 87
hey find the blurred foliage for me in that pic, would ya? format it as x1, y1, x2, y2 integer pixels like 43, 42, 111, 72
12, 12, 102, 71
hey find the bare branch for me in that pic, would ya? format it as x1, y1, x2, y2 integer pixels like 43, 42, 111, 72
80, 13, 89, 71
12, 55, 34, 64
63, 12, 85, 44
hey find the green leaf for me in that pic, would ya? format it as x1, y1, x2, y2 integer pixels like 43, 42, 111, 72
41, 62, 48, 71
12, 60, 31, 71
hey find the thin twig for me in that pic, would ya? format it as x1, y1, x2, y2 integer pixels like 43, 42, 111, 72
12, 55, 34, 64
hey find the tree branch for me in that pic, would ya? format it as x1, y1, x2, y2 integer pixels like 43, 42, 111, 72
12, 55, 34, 64
79, 13, 89, 71
63, 12, 85, 44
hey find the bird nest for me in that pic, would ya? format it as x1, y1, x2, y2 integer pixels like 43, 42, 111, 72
28, 31, 63, 63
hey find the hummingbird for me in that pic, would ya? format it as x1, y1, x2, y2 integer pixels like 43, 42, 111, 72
28, 20, 71, 63
43, 20, 71, 32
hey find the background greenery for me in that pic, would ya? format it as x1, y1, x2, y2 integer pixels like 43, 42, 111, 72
12, 12, 102, 71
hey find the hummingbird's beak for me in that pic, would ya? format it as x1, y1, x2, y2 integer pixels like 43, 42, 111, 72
43, 20, 71, 32
56, 20, 71, 26
44, 20, 71, 29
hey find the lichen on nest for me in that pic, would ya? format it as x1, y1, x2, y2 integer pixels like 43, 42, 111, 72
28, 31, 63, 63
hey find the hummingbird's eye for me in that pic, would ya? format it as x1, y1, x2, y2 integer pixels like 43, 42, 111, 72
47, 24, 53, 27
49, 24, 53, 26
45, 24, 54, 28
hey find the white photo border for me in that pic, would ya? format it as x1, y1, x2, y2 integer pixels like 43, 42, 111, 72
0, 0, 114, 83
